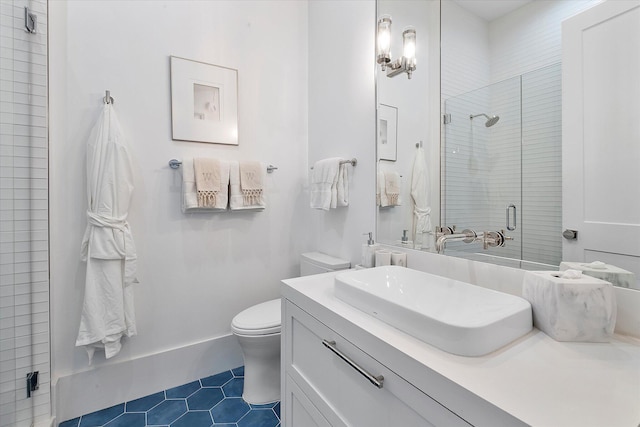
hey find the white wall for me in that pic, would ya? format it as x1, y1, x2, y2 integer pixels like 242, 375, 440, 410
49, 0, 310, 421
308, 1, 377, 264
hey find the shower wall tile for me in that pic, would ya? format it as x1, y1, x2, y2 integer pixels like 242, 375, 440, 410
0, 0, 50, 425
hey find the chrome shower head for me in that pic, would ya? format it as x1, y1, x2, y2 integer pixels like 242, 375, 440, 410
470, 113, 500, 127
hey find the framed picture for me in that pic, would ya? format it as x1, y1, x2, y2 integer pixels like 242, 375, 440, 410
378, 104, 398, 161
170, 56, 238, 145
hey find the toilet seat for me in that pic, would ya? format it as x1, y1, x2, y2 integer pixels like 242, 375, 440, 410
231, 298, 281, 336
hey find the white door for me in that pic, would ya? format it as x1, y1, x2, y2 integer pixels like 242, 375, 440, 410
562, 0, 640, 289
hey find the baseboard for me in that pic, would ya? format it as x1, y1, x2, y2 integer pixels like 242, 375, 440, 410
52, 334, 242, 424
34, 416, 55, 427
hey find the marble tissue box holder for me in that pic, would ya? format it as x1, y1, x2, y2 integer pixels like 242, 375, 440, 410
522, 270, 617, 342
560, 261, 637, 290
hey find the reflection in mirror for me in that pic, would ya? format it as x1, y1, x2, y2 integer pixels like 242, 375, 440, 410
376, 0, 639, 290
376, 0, 439, 251
442, 63, 562, 269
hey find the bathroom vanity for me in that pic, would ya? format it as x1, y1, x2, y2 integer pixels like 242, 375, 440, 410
281, 271, 640, 427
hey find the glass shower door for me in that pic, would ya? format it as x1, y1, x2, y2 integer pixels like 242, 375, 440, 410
442, 76, 522, 263
442, 64, 562, 268
0, 1, 50, 426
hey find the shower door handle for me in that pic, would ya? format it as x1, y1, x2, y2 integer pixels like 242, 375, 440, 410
506, 204, 516, 231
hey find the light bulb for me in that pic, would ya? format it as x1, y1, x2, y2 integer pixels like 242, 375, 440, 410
377, 16, 392, 67
402, 27, 416, 62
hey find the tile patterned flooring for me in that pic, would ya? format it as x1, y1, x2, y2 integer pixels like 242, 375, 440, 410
59, 367, 281, 427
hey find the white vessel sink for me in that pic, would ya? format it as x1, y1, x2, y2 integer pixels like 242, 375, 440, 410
334, 266, 532, 356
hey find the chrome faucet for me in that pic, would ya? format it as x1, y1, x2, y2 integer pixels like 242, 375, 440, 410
435, 227, 513, 254
435, 227, 478, 254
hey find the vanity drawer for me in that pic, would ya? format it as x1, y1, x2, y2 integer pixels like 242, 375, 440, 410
283, 300, 471, 427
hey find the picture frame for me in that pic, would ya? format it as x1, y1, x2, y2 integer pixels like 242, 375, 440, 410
378, 104, 398, 161
170, 56, 238, 145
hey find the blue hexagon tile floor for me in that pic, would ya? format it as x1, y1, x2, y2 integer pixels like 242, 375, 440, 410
59, 367, 281, 427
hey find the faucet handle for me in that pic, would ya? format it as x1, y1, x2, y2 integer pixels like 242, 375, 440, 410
461, 229, 477, 244
437, 226, 455, 235
500, 229, 514, 241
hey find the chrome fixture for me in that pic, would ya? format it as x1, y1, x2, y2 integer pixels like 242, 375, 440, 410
310, 158, 357, 169
168, 159, 278, 174
470, 113, 500, 127
24, 7, 37, 34
322, 340, 384, 389
435, 227, 475, 254
376, 16, 417, 79
103, 90, 114, 105
436, 226, 513, 254
482, 230, 513, 250
506, 204, 517, 231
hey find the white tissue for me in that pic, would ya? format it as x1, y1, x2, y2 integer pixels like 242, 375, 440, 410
560, 269, 583, 279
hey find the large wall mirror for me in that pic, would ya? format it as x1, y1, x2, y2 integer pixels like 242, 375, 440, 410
376, 0, 640, 290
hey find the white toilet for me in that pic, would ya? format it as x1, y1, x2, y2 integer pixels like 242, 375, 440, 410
231, 252, 350, 404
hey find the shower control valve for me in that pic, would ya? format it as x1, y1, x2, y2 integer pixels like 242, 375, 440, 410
483, 230, 513, 249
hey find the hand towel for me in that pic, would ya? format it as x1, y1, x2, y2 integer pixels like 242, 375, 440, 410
385, 171, 401, 206
230, 161, 266, 210
336, 163, 349, 207
377, 170, 388, 207
239, 161, 264, 206
182, 158, 229, 212
194, 158, 221, 207
310, 158, 341, 210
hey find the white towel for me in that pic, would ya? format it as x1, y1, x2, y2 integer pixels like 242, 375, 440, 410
194, 158, 221, 207
182, 158, 229, 212
230, 161, 266, 210
239, 161, 264, 206
385, 171, 401, 206
336, 163, 349, 207
378, 170, 401, 207
377, 170, 388, 207
411, 145, 432, 248
310, 158, 341, 210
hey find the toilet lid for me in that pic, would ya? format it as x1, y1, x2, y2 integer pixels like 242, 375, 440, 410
231, 298, 281, 335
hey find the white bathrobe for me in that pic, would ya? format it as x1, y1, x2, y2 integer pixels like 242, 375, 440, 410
410, 146, 432, 249
76, 104, 138, 362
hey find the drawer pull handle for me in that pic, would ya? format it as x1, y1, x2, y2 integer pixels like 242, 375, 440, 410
322, 339, 384, 389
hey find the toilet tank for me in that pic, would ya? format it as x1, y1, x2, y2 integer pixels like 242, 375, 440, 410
300, 252, 351, 276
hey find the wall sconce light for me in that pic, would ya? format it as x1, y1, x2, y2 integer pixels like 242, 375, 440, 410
376, 16, 417, 79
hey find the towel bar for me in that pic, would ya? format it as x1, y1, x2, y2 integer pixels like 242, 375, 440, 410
168, 159, 278, 173
310, 158, 357, 169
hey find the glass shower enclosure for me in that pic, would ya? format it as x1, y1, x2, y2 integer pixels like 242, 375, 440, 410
0, 1, 50, 426
441, 63, 562, 269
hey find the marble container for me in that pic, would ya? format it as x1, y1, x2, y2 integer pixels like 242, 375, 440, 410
560, 261, 637, 290
522, 271, 617, 342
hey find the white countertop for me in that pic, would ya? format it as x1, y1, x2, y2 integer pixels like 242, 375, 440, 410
282, 272, 640, 427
